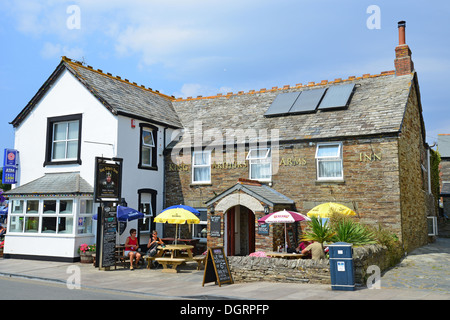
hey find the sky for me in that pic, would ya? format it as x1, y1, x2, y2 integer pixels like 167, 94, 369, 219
1, 0, 450, 158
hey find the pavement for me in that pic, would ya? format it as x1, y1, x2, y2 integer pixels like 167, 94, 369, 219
1, 226, 450, 300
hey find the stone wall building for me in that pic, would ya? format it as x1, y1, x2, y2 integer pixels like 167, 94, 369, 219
164, 22, 436, 254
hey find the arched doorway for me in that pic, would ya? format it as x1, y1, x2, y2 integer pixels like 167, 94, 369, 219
225, 205, 255, 256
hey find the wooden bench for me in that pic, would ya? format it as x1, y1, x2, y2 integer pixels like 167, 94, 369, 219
155, 258, 186, 273
193, 255, 206, 270
114, 246, 130, 269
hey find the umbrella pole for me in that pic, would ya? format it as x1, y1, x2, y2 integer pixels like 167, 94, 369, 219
284, 223, 287, 253
175, 224, 178, 245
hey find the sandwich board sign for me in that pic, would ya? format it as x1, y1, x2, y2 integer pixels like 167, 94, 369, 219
202, 246, 233, 287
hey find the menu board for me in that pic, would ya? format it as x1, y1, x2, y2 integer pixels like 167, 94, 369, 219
202, 246, 233, 287
100, 204, 117, 268
210, 216, 221, 237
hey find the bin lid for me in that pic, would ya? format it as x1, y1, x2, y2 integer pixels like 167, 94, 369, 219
328, 242, 353, 247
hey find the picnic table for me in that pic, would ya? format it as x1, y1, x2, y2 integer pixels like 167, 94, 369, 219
153, 244, 205, 273
266, 252, 304, 259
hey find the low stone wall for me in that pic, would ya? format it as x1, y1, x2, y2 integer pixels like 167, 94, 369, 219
228, 244, 403, 285
227, 256, 330, 284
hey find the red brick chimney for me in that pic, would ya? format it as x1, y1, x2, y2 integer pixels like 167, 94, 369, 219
394, 21, 414, 76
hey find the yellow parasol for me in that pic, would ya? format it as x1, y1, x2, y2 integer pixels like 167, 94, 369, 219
154, 208, 200, 245
306, 202, 356, 218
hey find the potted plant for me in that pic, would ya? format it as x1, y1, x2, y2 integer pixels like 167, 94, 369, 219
78, 243, 96, 263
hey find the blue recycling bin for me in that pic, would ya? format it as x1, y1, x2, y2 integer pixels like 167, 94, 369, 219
328, 242, 355, 291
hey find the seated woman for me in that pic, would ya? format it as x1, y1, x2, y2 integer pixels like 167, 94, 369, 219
124, 229, 141, 270
147, 230, 164, 257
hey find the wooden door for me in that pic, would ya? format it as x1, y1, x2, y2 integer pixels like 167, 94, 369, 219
226, 207, 235, 256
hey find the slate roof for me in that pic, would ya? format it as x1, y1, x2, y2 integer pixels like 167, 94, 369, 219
11, 57, 182, 129
205, 181, 294, 207
169, 71, 415, 149
4, 173, 93, 196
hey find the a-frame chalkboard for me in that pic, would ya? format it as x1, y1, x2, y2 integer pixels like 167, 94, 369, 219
202, 246, 233, 287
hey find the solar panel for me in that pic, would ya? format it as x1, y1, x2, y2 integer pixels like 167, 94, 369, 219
318, 84, 355, 110
289, 88, 326, 114
264, 92, 300, 117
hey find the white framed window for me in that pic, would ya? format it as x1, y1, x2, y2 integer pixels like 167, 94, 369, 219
78, 199, 94, 234
246, 148, 272, 181
52, 121, 79, 160
141, 129, 155, 167
8, 198, 93, 235
192, 150, 211, 184
192, 209, 208, 242
427, 216, 438, 236
315, 143, 343, 180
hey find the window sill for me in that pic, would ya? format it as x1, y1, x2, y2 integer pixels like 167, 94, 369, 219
315, 179, 345, 185
44, 159, 82, 166
190, 182, 212, 187
138, 164, 158, 171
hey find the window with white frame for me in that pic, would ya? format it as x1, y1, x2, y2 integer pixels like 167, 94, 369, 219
8, 198, 94, 235
247, 148, 272, 181
52, 121, 79, 160
315, 143, 343, 180
141, 129, 155, 166
192, 150, 211, 184
78, 199, 94, 234
192, 209, 207, 241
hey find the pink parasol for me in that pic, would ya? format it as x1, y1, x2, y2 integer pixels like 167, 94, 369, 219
258, 209, 310, 252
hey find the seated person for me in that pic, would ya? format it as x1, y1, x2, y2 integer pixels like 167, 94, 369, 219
301, 241, 326, 260
147, 230, 164, 257
124, 229, 141, 270
296, 241, 311, 258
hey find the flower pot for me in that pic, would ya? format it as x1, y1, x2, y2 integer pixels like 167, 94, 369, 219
80, 252, 94, 264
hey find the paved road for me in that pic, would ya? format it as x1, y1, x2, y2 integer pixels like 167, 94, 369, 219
380, 237, 450, 294
0, 235, 449, 301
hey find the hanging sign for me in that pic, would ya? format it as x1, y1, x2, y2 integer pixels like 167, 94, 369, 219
202, 246, 233, 287
3, 149, 19, 167
94, 157, 123, 202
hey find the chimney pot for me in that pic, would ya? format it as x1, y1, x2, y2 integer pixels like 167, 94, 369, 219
398, 20, 406, 45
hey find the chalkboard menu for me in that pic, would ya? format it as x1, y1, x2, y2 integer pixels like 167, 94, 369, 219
210, 216, 221, 237
100, 204, 117, 268
202, 246, 233, 287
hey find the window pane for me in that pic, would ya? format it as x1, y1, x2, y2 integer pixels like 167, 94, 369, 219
67, 121, 79, 140
80, 199, 93, 214
194, 152, 210, 165
43, 200, 57, 213
77, 217, 93, 234
9, 216, 23, 232
60, 200, 73, 214
66, 141, 78, 158
26, 200, 39, 213
52, 141, 66, 159
58, 217, 73, 234
25, 217, 39, 233
318, 160, 342, 178
12, 200, 24, 214
141, 146, 151, 165
251, 161, 271, 180
194, 167, 210, 182
54, 123, 67, 141
42, 217, 56, 233
317, 145, 339, 157
142, 130, 155, 147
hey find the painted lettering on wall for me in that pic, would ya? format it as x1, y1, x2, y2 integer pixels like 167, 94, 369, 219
168, 163, 189, 172
359, 152, 382, 162
279, 157, 306, 166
